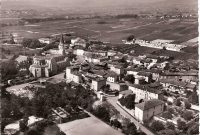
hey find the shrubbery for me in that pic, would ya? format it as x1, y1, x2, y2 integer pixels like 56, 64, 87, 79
119, 94, 135, 110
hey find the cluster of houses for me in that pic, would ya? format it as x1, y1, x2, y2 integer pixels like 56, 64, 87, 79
9, 34, 198, 129
125, 38, 186, 52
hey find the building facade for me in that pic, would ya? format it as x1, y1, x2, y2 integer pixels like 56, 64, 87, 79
29, 35, 68, 78
135, 99, 164, 123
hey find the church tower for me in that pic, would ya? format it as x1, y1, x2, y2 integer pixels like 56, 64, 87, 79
58, 34, 65, 55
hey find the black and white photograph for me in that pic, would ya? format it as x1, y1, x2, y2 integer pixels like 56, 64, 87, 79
0, 0, 199, 135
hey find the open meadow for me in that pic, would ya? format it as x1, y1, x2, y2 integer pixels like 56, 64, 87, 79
1, 17, 198, 61
2, 18, 198, 44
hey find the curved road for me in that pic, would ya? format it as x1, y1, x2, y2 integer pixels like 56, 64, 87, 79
107, 96, 155, 135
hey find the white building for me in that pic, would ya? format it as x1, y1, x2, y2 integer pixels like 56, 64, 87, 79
66, 66, 82, 84
74, 49, 85, 56
110, 65, 124, 75
70, 37, 87, 48
135, 99, 164, 123
39, 38, 53, 44
91, 77, 106, 91
129, 84, 163, 103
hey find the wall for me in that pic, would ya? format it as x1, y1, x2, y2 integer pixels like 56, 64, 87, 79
127, 70, 138, 76
107, 82, 128, 91
129, 86, 159, 102
143, 104, 164, 121
92, 79, 106, 91
110, 66, 124, 75
135, 107, 144, 122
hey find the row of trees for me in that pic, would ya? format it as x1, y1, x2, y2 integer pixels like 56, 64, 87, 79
22, 38, 46, 49
150, 120, 199, 135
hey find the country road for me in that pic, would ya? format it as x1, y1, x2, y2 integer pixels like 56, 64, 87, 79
106, 96, 155, 135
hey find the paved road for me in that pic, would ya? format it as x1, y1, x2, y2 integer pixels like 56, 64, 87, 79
106, 96, 155, 135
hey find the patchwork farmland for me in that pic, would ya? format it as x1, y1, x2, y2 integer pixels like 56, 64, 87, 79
1, 18, 198, 44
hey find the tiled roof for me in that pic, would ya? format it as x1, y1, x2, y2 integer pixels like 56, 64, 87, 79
129, 84, 162, 94
145, 69, 162, 74
15, 55, 28, 63
159, 78, 187, 87
136, 99, 164, 111
161, 71, 198, 76
105, 71, 118, 78
126, 67, 141, 72
92, 70, 107, 77
137, 71, 152, 77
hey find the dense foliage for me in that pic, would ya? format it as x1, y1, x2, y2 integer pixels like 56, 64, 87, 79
0, 60, 18, 82
150, 120, 165, 132
119, 94, 135, 109
22, 38, 46, 49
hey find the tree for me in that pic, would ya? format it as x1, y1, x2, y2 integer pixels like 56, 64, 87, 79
150, 121, 165, 132
184, 99, 191, 109
166, 122, 175, 130
111, 119, 122, 129
19, 119, 29, 132
174, 98, 182, 106
25, 129, 42, 135
162, 46, 167, 50
161, 111, 173, 119
177, 119, 187, 131
0, 60, 18, 81
182, 110, 193, 121
126, 35, 135, 42
119, 94, 135, 110
122, 122, 137, 135
124, 75, 135, 83
93, 106, 110, 122
22, 38, 45, 49
158, 129, 176, 135
187, 123, 199, 135
167, 107, 175, 115
138, 132, 147, 135
188, 91, 198, 104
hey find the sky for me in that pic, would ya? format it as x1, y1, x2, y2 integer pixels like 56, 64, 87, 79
2, 0, 198, 14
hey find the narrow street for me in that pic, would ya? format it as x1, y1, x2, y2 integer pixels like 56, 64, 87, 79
106, 96, 155, 135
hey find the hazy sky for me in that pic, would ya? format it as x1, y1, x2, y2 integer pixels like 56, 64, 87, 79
2, 0, 198, 14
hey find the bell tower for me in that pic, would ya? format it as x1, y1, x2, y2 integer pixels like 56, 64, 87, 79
58, 34, 65, 55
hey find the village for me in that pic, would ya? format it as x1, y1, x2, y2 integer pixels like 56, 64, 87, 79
1, 30, 199, 135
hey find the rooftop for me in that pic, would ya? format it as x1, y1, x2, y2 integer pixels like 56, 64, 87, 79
129, 84, 162, 94
135, 99, 164, 111
15, 55, 28, 63
105, 71, 119, 78
161, 71, 198, 76
159, 78, 187, 87
137, 71, 152, 77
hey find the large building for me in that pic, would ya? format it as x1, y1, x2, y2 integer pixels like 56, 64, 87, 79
135, 99, 164, 123
66, 66, 82, 84
129, 83, 163, 103
29, 35, 69, 78
91, 77, 106, 91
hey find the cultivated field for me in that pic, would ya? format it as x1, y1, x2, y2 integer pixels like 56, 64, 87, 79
2, 18, 198, 44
